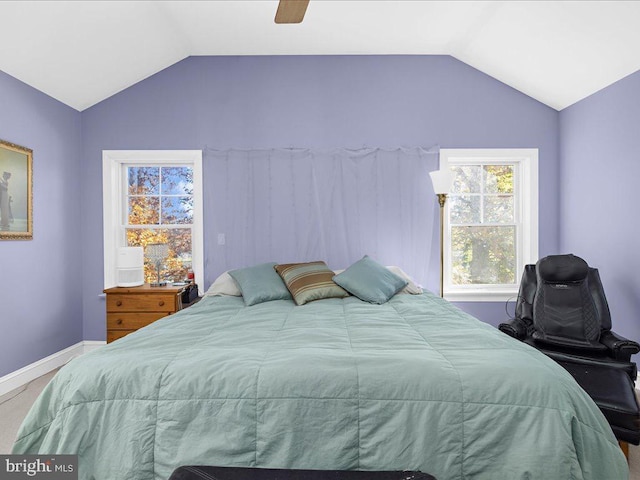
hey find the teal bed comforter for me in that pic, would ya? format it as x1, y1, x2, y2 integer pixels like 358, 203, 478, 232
13, 292, 628, 480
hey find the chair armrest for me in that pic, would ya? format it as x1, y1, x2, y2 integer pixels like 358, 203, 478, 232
499, 318, 528, 341
600, 330, 640, 362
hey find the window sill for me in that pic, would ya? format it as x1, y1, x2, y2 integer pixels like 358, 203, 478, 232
444, 289, 518, 303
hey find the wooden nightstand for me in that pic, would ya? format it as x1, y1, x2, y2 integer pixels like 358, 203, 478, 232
104, 284, 187, 343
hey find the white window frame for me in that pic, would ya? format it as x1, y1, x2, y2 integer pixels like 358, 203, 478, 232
102, 150, 204, 289
440, 148, 538, 302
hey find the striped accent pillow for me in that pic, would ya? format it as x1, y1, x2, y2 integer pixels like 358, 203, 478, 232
275, 261, 349, 306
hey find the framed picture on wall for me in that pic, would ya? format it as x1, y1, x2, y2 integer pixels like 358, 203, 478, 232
0, 139, 33, 240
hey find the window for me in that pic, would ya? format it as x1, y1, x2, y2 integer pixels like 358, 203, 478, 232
103, 150, 203, 288
440, 149, 538, 302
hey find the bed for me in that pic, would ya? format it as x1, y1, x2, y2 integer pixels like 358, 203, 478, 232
12, 288, 627, 480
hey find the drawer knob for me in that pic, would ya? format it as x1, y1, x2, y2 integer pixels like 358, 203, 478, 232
117, 319, 123, 325
158, 300, 165, 306
116, 300, 122, 307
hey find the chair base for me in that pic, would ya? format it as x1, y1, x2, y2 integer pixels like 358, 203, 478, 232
551, 356, 640, 445
168, 467, 436, 480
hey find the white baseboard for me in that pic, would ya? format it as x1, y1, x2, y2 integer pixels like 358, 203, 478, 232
0, 341, 106, 397
82, 340, 106, 354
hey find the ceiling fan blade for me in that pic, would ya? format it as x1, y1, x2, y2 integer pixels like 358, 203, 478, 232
275, 0, 310, 24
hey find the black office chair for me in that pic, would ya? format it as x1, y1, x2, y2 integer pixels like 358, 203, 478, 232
499, 254, 640, 445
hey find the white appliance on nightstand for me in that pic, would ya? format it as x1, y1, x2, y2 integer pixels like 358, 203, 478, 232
116, 247, 144, 287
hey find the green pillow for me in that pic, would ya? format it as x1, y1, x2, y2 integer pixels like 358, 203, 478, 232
229, 262, 292, 306
333, 255, 408, 304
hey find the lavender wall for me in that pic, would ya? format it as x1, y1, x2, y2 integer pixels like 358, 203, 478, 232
560, 69, 640, 343
81, 55, 559, 340
0, 71, 82, 377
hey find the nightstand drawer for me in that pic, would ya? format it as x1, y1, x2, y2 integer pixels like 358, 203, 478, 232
107, 312, 167, 330
104, 284, 188, 344
106, 293, 179, 313
107, 330, 134, 343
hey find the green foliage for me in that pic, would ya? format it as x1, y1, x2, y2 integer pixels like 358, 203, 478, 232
450, 164, 516, 286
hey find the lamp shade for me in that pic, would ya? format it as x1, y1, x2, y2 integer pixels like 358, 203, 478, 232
429, 169, 454, 194
146, 243, 169, 261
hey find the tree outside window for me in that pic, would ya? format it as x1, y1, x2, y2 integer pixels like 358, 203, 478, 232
449, 164, 516, 285
439, 149, 538, 302
125, 166, 194, 283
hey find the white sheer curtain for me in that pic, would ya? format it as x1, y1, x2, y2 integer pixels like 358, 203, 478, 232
203, 147, 440, 292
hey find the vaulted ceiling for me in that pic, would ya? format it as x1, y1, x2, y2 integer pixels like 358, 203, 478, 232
1, 1, 639, 111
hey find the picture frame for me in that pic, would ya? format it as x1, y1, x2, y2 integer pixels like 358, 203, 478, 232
0, 139, 33, 240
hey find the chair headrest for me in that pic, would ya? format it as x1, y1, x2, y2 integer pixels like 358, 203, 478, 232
537, 254, 589, 283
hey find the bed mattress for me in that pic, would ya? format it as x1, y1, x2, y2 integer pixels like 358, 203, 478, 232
13, 292, 627, 480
